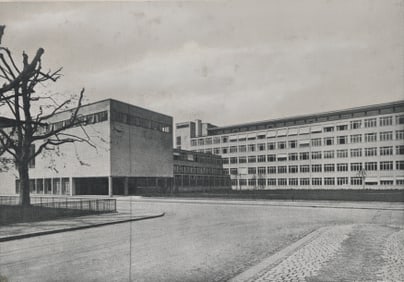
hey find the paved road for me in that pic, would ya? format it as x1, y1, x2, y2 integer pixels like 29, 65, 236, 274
0, 198, 403, 281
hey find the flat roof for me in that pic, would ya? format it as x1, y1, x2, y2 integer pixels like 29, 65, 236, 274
207, 100, 404, 135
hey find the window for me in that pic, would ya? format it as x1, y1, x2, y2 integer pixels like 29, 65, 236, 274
267, 142, 276, 150
176, 136, 181, 146
364, 118, 377, 128
350, 148, 362, 158
337, 124, 348, 131
396, 114, 404, 125
380, 161, 393, 170
289, 178, 298, 186
397, 179, 404, 185
380, 131, 393, 141
324, 164, 335, 172
221, 136, 228, 143
248, 144, 256, 152
380, 116, 393, 126
365, 147, 377, 157
337, 136, 348, 145
230, 168, 238, 175
380, 180, 394, 186
380, 146, 393, 156
300, 165, 310, 173
311, 138, 322, 147
277, 141, 286, 150
191, 140, 197, 146
300, 152, 310, 160
396, 145, 404, 155
350, 134, 362, 144
248, 167, 257, 174
248, 156, 256, 163
278, 178, 287, 186
365, 162, 377, 171
278, 166, 287, 174
300, 178, 310, 186
324, 137, 334, 146
230, 157, 238, 164
365, 133, 377, 142
205, 138, 212, 145
312, 164, 322, 172
268, 178, 276, 186
324, 126, 334, 132
248, 179, 256, 186
324, 178, 335, 185
311, 151, 322, 160
268, 154, 276, 162
337, 177, 348, 185
350, 120, 362, 129
288, 153, 298, 161
288, 140, 297, 148
257, 143, 266, 151
337, 163, 348, 172
257, 155, 266, 163
198, 139, 204, 146
268, 166, 277, 174
351, 177, 362, 185
213, 137, 221, 144
238, 157, 246, 164
350, 163, 362, 171
396, 161, 404, 170
337, 149, 348, 158
222, 147, 229, 154
239, 145, 246, 152
289, 165, 298, 173
396, 130, 404, 140
312, 178, 322, 186
324, 150, 335, 159
222, 158, 229, 164
258, 167, 266, 175
230, 146, 237, 153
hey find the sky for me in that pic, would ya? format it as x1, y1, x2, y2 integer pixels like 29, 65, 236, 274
0, 0, 403, 127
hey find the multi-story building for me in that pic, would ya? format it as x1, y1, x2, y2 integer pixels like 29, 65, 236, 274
176, 100, 404, 190
175, 119, 217, 150
1, 99, 174, 196
173, 149, 231, 192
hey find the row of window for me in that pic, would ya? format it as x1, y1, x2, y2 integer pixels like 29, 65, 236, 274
174, 175, 231, 187
173, 165, 224, 175
173, 152, 222, 165
222, 147, 404, 164
190, 115, 404, 146
42, 111, 108, 133
195, 131, 404, 153
111, 111, 171, 133
232, 177, 403, 186
225, 161, 404, 175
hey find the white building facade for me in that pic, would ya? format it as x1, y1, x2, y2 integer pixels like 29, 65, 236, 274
177, 101, 404, 190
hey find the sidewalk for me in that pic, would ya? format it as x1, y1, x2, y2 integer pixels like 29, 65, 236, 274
0, 210, 164, 242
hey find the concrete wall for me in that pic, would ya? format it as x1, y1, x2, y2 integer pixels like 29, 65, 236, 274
110, 100, 173, 177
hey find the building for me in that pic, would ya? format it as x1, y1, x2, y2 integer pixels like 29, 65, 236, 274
175, 119, 217, 150
1, 99, 174, 196
176, 100, 404, 190
173, 149, 231, 192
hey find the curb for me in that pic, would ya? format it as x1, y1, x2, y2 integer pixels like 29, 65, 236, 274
230, 227, 327, 282
0, 212, 165, 242
130, 198, 404, 211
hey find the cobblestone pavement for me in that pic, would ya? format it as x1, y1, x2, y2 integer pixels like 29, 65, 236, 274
236, 224, 404, 282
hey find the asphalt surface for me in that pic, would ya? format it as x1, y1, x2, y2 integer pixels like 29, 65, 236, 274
0, 198, 403, 281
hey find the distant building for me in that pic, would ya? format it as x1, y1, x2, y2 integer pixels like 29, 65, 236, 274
175, 120, 217, 150
176, 100, 404, 190
173, 149, 231, 192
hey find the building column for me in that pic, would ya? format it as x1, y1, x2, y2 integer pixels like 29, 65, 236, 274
124, 177, 129, 196
108, 176, 113, 197
69, 177, 74, 196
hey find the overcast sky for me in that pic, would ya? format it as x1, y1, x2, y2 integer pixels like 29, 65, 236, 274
0, 0, 403, 126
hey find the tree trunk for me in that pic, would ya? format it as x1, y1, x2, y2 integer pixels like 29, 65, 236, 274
18, 163, 31, 206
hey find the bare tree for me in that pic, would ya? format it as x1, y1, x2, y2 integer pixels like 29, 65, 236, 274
0, 26, 90, 206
